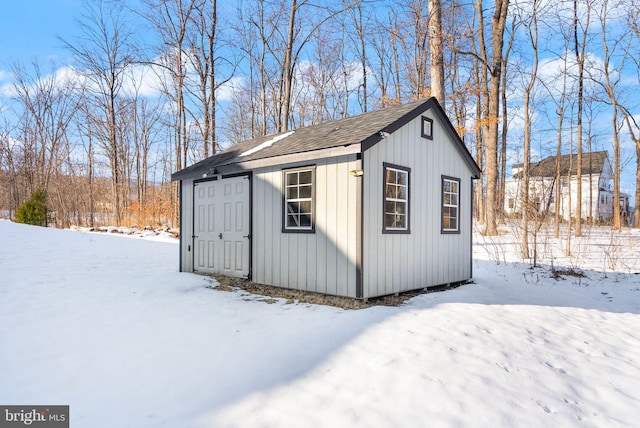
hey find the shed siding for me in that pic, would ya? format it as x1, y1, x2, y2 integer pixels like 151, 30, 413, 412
363, 112, 473, 298
252, 155, 359, 298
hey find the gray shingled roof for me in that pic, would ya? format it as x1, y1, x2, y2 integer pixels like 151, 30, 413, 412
172, 98, 480, 180
513, 151, 609, 178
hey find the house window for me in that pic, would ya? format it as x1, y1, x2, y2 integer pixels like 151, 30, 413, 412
508, 198, 515, 209
421, 116, 433, 140
283, 166, 315, 232
383, 163, 410, 233
600, 193, 608, 204
442, 176, 460, 233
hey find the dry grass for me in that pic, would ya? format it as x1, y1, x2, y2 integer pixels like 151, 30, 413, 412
207, 274, 466, 310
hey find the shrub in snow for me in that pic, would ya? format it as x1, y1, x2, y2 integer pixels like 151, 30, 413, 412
15, 189, 50, 227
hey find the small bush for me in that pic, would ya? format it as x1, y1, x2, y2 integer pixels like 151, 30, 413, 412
15, 189, 50, 227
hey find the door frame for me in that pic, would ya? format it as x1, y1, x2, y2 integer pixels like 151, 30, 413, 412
192, 172, 252, 280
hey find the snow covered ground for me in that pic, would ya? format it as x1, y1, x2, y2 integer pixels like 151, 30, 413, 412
1, 219, 640, 427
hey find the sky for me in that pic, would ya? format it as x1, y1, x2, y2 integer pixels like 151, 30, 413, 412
0, 0, 81, 66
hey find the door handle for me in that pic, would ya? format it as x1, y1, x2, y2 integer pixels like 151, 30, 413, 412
218, 233, 222, 239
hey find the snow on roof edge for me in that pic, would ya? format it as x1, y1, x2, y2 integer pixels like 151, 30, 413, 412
239, 131, 295, 157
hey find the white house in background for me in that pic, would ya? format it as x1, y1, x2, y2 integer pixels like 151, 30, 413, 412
171, 98, 481, 299
504, 151, 614, 223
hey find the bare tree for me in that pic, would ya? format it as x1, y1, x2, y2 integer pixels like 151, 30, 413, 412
279, 0, 356, 131
346, 0, 371, 112
186, 0, 238, 158
621, 108, 640, 227
370, 9, 402, 107
473, 0, 509, 235
65, 0, 135, 225
627, 0, 640, 227
514, 0, 542, 259
499, 14, 516, 220
591, 0, 631, 231
9, 61, 78, 197
572, 0, 592, 236
143, 0, 198, 171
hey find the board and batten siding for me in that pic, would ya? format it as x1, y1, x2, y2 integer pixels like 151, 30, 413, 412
252, 155, 359, 298
362, 112, 473, 298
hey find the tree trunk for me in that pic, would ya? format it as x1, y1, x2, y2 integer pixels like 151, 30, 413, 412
573, 0, 588, 237
520, 0, 540, 260
483, 0, 509, 236
281, 0, 297, 132
428, 0, 445, 106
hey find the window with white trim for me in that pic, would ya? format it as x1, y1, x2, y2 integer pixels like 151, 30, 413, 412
283, 167, 314, 232
383, 163, 410, 233
442, 176, 460, 233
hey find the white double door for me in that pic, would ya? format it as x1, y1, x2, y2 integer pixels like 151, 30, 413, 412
193, 175, 250, 278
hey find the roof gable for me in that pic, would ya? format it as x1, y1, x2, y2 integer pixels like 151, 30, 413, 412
172, 98, 480, 180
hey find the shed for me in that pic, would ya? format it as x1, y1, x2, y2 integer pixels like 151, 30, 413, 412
171, 98, 481, 299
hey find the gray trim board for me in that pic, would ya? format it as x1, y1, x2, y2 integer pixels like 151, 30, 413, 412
355, 155, 363, 299
178, 180, 183, 272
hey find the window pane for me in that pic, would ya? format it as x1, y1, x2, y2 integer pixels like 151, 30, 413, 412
287, 172, 298, 185
300, 201, 312, 214
386, 169, 396, 184
444, 193, 451, 205
287, 213, 299, 227
397, 185, 406, 200
287, 201, 299, 214
396, 201, 406, 215
451, 182, 458, 193
299, 184, 312, 199
444, 180, 451, 193
299, 170, 312, 184
300, 213, 311, 227
385, 201, 396, 214
397, 171, 407, 186
423, 120, 431, 136
386, 183, 396, 198
287, 186, 298, 200
385, 214, 396, 228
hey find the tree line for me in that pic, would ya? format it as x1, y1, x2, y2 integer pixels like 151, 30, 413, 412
1, 0, 639, 243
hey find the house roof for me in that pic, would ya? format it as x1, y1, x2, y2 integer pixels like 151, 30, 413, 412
171, 98, 480, 181
513, 151, 609, 178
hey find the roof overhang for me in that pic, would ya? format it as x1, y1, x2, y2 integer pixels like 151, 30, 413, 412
173, 144, 361, 180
